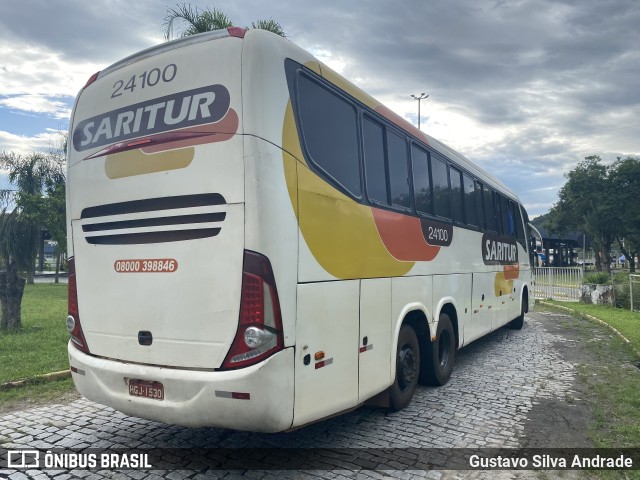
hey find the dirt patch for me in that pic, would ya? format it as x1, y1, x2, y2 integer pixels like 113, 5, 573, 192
0, 383, 81, 416
522, 306, 640, 451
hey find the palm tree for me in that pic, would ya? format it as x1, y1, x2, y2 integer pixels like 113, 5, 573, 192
0, 150, 65, 330
163, 3, 286, 40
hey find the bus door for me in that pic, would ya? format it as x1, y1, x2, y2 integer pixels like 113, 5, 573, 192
468, 273, 494, 343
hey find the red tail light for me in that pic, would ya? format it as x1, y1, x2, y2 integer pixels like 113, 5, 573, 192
221, 251, 284, 369
227, 27, 247, 38
67, 257, 90, 353
83, 71, 100, 89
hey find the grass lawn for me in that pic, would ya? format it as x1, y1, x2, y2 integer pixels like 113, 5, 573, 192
0, 283, 75, 411
0, 283, 69, 383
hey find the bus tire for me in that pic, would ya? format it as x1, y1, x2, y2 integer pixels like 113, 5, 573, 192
389, 325, 420, 411
423, 313, 456, 386
509, 294, 527, 330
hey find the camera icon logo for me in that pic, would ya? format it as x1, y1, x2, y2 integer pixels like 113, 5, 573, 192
7, 450, 40, 468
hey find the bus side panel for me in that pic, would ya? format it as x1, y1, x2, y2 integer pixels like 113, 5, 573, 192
293, 281, 359, 428
243, 137, 299, 348
359, 278, 393, 402
433, 273, 471, 346
390, 276, 433, 369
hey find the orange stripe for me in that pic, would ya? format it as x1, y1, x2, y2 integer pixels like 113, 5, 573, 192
372, 208, 440, 261
503, 264, 520, 280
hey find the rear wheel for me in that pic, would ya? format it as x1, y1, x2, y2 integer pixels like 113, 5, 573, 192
389, 325, 420, 411
422, 313, 456, 386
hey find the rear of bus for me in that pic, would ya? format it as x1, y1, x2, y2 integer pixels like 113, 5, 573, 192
66, 29, 295, 432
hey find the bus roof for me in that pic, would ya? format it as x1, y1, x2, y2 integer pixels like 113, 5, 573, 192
90, 27, 520, 204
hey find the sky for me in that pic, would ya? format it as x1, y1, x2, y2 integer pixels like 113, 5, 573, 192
1, 0, 639, 217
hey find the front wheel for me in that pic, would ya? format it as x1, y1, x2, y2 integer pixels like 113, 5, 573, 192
422, 313, 456, 386
389, 325, 420, 411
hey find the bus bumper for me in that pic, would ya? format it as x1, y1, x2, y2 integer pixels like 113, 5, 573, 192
68, 342, 294, 432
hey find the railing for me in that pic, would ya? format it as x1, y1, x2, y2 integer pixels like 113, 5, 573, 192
533, 267, 583, 302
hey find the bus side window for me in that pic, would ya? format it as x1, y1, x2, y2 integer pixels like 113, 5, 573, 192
494, 193, 504, 235
297, 74, 361, 197
514, 203, 526, 248
483, 186, 497, 232
362, 116, 388, 205
462, 174, 480, 227
411, 145, 433, 215
431, 155, 451, 220
387, 130, 411, 209
450, 167, 464, 223
501, 196, 515, 238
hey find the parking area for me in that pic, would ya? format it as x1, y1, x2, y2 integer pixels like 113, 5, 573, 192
0, 310, 590, 479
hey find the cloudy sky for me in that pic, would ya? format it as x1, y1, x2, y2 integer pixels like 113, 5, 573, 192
1, 0, 639, 217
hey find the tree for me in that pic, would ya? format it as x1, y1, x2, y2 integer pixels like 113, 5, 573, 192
548, 156, 619, 274
0, 149, 65, 330
163, 3, 286, 40
609, 156, 640, 272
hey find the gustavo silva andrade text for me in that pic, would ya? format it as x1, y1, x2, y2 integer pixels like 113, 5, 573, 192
469, 453, 634, 469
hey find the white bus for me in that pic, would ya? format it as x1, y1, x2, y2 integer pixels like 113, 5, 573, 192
66, 28, 534, 433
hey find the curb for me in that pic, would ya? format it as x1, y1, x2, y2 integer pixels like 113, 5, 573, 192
0, 369, 71, 391
539, 300, 640, 360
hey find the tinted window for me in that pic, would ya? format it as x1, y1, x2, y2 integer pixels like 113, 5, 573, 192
362, 117, 387, 204
501, 196, 515, 237
298, 74, 360, 196
450, 167, 464, 223
484, 187, 497, 231
493, 192, 505, 235
431, 156, 451, 219
411, 145, 432, 215
514, 202, 526, 247
387, 131, 411, 209
463, 174, 480, 227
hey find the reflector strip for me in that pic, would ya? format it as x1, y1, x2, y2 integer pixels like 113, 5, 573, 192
215, 390, 251, 400
359, 344, 374, 353
314, 358, 334, 369
70, 366, 86, 376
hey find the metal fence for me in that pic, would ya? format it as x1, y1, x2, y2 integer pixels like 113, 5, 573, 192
533, 267, 583, 302
631, 274, 640, 312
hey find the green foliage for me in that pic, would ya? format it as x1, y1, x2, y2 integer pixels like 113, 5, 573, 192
0, 149, 66, 271
163, 4, 232, 39
0, 284, 68, 383
583, 272, 610, 285
250, 19, 286, 37
613, 272, 631, 309
548, 155, 640, 273
163, 3, 286, 40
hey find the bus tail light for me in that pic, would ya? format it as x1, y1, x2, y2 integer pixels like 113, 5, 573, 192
67, 257, 90, 354
227, 27, 247, 38
83, 71, 100, 89
221, 251, 284, 369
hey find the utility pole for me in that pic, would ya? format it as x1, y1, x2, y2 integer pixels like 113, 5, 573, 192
410, 93, 428, 130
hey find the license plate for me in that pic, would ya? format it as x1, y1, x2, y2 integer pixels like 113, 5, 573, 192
128, 379, 164, 401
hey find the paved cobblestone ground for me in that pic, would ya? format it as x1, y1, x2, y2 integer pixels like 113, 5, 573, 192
0, 311, 590, 479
